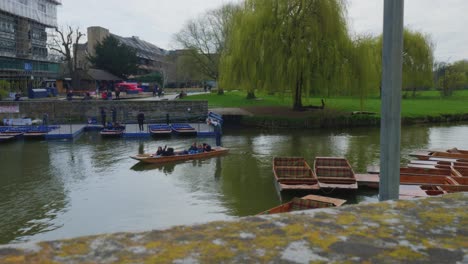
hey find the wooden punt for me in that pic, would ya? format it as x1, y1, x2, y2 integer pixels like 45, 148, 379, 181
411, 150, 468, 160
23, 130, 48, 139
100, 126, 125, 138
131, 147, 229, 164
273, 157, 319, 191
399, 185, 447, 199
171, 124, 197, 136
0, 132, 23, 143
149, 124, 172, 137
314, 157, 358, 190
257, 195, 346, 215
400, 167, 462, 178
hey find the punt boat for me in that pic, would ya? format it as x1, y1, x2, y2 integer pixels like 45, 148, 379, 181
257, 195, 346, 215
171, 124, 197, 136
100, 126, 125, 138
131, 147, 229, 164
273, 157, 319, 191
149, 124, 172, 137
314, 157, 358, 190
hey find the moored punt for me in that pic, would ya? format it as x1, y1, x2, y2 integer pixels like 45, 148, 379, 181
149, 124, 172, 137
410, 150, 468, 160
0, 132, 23, 143
273, 157, 319, 191
257, 195, 346, 215
400, 167, 462, 178
131, 147, 229, 164
171, 124, 197, 136
314, 157, 358, 190
100, 126, 126, 138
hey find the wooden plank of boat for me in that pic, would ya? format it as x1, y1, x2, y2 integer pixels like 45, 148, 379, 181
400, 175, 459, 186
356, 174, 379, 188
257, 195, 346, 215
273, 157, 319, 191
131, 147, 229, 164
314, 157, 358, 189
400, 167, 460, 177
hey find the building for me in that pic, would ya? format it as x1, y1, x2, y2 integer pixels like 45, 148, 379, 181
77, 26, 168, 77
0, 0, 61, 92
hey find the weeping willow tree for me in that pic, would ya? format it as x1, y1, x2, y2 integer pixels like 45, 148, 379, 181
220, 0, 352, 110
347, 36, 381, 111
376, 29, 434, 97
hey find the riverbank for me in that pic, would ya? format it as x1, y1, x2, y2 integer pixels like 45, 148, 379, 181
237, 107, 468, 129
190, 90, 468, 128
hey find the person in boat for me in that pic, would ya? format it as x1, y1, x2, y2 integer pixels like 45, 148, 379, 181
188, 142, 199, 154
203, 143, 212, 152
155, 146, 166, 156
197, 144, 204, 153
161, 147, 175, 156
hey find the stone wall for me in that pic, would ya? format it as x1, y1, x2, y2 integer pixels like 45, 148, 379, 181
0, 100, 208, 124
0, 193, 466, 263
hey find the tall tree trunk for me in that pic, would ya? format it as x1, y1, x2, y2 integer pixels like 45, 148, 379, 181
293, 80, 303, 111
246, 91, 256, 99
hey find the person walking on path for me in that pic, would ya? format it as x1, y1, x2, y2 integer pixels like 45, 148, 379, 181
115, 87, 121, 100
100, 107, 107, 127
137, 111, 145, 131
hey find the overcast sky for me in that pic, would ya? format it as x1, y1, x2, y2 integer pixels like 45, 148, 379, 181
58, 0, 468, 62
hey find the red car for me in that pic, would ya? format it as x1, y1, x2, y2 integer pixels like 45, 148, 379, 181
116, 83, 143, 93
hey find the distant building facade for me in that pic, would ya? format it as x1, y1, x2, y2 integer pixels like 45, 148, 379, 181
0, 0, 61, 91
77, 26, 169, 77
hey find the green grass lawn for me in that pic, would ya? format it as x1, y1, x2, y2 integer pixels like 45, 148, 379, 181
186, 90, 468, 118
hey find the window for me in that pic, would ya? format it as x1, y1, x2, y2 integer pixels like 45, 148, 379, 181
19, 0, 28, 5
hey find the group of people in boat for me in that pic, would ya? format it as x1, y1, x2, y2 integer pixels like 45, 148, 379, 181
188, 142, 212, 154
153, 142, 212, 157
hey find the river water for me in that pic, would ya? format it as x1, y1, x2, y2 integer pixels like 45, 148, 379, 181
0, 123, 467, 244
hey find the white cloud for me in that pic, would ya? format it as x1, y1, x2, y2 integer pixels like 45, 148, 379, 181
347, 0, 468, 62
59, 0, 468, 62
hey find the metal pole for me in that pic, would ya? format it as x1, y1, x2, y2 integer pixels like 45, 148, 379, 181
380, 0, 404, 201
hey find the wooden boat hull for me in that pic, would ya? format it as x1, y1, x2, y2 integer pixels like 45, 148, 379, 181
172, 129, 197, 136
131, 147, 229, 164
23, 132, 47, 139
314, 157, 358, 190
150, 130, 172, 137
100, 126, 125, 138
411, 150, 468, 160
258, 195, 346, 215
273, 157, 319, 191
0, 132, 23, 143
149, 124, 172, 137
171, 124, 197, 136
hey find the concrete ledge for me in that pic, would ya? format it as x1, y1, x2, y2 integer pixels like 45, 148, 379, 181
1, 193, 466, 263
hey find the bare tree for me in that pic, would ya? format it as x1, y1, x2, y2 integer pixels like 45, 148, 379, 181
49, 26, 85, 90
174, 4, 239, 94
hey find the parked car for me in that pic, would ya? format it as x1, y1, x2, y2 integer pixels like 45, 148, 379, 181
116, 83, 143, 93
